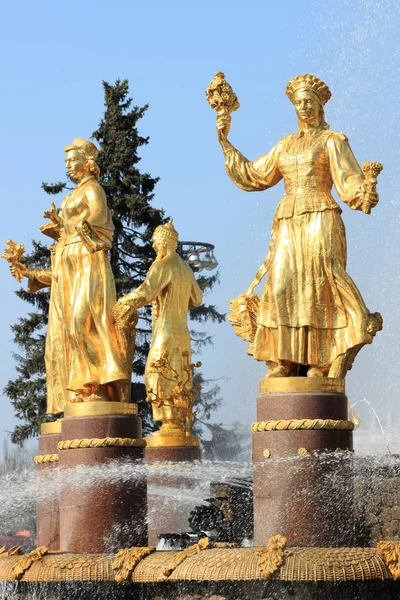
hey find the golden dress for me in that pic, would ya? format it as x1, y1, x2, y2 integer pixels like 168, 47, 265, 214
28, 177, 128, 413
126, 252, 202, 417
223, 127, 375, 368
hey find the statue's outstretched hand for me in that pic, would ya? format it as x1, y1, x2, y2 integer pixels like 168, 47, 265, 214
362, 187, 379, 214
43, 202, 62, 226
10, 261, 28, 282
216, 113, 231, 142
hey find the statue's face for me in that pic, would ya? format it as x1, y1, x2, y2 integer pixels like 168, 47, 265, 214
65, 149, 87, 180
293, 90, 321, 124
152, 235, 162, 255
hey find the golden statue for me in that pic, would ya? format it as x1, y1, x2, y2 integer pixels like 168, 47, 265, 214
207, 73, 382, 379
114, 219, 203, 444
2, 138, 132, 413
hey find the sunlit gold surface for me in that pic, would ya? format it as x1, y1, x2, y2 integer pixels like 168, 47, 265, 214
257, 535, 291, 579
145, 433, 201, 448
252, 419, 354, 432
210, 73, 382, 379
40, 421, 62, 435
115, 220, 203, 443
34, 454, 59, 464
0, 546, 392, 583
260, 376, 344, 394
64, 401, 137, 418
57, 437, 146, 450
3, 138, 132, 413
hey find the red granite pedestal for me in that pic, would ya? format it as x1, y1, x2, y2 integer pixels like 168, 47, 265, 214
146, 435, 202, 546
252, 377, 354, 548
58, 402, 147, 553
35, 421, 62, 550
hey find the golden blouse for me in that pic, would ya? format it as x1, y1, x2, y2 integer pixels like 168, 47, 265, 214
222, 129, 367, 218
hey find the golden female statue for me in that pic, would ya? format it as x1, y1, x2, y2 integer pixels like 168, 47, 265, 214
114, 220, 203, 441
209, 73, 382, 378
5, 138, 130, 412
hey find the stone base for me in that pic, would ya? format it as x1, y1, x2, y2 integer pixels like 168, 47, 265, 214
146, 444, 202, 546
36, 421, 62, 550
252, 377, 354, 547
58, 408, 147, 553
146, 445, 202, 464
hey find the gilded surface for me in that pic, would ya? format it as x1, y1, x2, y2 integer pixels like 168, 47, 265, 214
40, 420, 62, 435
12, 546, 48, 581
280, 547, 390, 582
252, 419, 354, 432
210, 73, 382, 379
63, 400, 137, 418
3, 138, 131, 413
0, 547, 22, 558
0, 547, 394, 583
259, 375, 344, 394
114, 220, 203, 443
257, 535, 291, 579
377, 540, 400, 580
33, 453, 59, 464
57, 437, 146, 450
112, 546, 156, 583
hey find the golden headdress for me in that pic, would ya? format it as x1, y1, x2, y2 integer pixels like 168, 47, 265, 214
64, 138, 99, 159
285, 74, 331, 106
153, 219, 179, 243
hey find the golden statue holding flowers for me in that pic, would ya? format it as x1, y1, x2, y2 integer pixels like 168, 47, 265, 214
206, 73, 382, 379
2, 138, 132, 413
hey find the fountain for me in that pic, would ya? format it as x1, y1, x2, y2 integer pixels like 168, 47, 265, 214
0, 72, 399, 600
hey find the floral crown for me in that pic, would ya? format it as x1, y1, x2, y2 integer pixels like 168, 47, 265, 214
285, 74, 331, 106
153, 219, 179, 243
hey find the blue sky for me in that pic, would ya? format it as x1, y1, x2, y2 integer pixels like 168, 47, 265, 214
0, 0, 399, 453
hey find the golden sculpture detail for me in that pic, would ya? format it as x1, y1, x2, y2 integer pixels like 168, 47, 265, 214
0, 546, 22, 557
147, 350, 202, 438
376, 540, 400, 580
33, 454, 59, 464
3, 138, 132, 413
205, 72, 240, 115
57, 437, 146, 450
162, 538, 236, 578
257, 534, 292, 579
208, 72, 383, 379
0, 545, 394, 583
12, 546, 49, 581
114, 219, 203, 446
1, 240, 25, 281
251, 419, 354, 432
112, 546, 156, 584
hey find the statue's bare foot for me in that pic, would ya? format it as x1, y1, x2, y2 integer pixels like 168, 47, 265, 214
267, 365, 290, 378
307, 366, 324, 378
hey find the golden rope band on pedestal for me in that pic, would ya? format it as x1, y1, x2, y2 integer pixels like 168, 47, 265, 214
57, 437, 146, 450
34, 454, 59, 464
252, 419, 354, 432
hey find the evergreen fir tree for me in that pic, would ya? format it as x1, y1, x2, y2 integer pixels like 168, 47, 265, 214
5, 79, 224, 444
